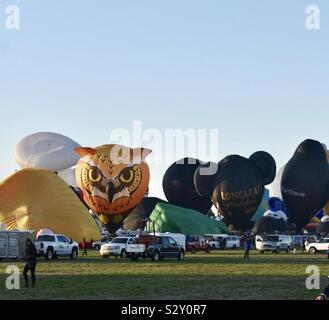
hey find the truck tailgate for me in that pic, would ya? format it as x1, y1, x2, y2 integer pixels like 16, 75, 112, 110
126, 244, 146, 253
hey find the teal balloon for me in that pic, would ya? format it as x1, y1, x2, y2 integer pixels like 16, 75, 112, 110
252, 188, 270, 222
147, 203, 228, 235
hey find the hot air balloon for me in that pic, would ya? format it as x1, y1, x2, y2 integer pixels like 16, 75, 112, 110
16, 132, 81, 187
163, 158, 213, 213
122, 197, 167, 231
270, 166, 285, 199
272, 146, 329, 218
194, 151, 276, 231
317, 216, 329, 235
281, 140, 329, 229
0, 169, 101, 242
254, 209, 289, 234
252, 188, 270, 223
75, 145, 152, 231
147, 202, 229, 235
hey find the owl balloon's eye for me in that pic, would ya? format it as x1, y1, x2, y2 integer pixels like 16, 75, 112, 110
89, 168, 102, 183
120, 169, 134, 184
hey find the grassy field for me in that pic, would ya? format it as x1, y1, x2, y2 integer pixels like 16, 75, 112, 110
0, 250, 328, 300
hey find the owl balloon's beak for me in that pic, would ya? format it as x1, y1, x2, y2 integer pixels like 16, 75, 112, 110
107, 182, 116, 204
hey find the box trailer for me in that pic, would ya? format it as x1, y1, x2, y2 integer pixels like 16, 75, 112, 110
0, 231, 35, 260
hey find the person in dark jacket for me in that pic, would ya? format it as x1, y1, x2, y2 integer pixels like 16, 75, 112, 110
23, 239, 37, 288
244, 238, 252, 260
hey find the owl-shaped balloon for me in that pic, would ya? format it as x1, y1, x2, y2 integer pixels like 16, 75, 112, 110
75, 145, 151, 226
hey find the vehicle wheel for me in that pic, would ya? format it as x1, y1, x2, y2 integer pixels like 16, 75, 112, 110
45, 248, 54, 261
260, 251, 265, 254
309, 247, 317, 255
120, 249, 127, 259
286, 247, 290, 254
178, 250, 185, 261
212, 245, 216, 250
191, 247, 196, 254
152, 251, 160, 262
95, 245, 101, 251
70, 248, 78, 260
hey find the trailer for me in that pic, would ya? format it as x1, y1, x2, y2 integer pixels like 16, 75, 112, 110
0, 230, 35, 260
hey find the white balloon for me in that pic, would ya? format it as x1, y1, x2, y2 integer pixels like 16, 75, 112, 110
58, 167, 77, 187
269, 166, 285, 199
264, 210, 288, 221
321, 215, 329, 223
16, 132, 81, 172
36, 228, 55, 238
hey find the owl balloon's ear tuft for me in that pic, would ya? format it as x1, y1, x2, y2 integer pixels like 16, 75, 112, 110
74, 147, 96, 158
131, 148, 152, 163
249, 151, 277, 185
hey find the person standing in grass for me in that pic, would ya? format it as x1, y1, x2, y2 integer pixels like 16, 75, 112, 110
23, 239, 38, 288
244, 238, 251, 260
82, 238, 88, 256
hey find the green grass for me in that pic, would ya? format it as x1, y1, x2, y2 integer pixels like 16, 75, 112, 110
0, 250, 328, 300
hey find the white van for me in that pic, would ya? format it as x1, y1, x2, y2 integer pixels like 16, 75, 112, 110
205, 234, 224, 249
256, 234, 293, 254
205, 234, 240, 250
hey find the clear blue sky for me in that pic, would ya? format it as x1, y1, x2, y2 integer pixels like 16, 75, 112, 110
0, 0, 328, 198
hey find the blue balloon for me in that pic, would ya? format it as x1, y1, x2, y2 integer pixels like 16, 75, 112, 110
315, 209, 325, 220
268, 197, 287, 213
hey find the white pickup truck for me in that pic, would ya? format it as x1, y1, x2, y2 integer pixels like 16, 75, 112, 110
35, 234, 79, 260
100, 237, 136, 258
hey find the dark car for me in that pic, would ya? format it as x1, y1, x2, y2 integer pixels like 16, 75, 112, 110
147, 236, 185, 261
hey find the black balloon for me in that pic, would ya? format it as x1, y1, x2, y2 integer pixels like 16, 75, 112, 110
254, 216, 289, 234
122, 197, 167, 231
163, 158, 213, 213
194, 152, 276, 231
281, 140, 329, 229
